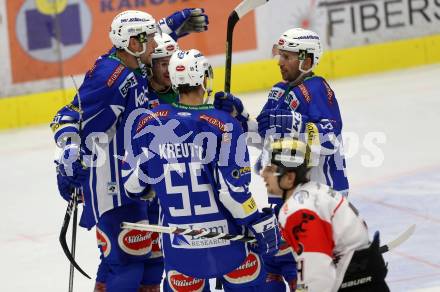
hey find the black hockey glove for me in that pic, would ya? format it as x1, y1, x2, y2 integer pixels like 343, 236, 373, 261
339, 231, 390, 292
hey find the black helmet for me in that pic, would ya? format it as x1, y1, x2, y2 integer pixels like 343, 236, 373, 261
266, 137, 311, 187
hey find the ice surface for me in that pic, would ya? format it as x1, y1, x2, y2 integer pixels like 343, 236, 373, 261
1, 64, 440, 291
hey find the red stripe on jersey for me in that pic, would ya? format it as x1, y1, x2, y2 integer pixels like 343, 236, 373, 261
332, 197, 344, 218
281, 209, 334, 257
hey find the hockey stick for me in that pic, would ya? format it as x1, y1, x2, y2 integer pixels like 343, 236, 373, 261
121, 222, 257, 243
378, 224, 416, 253
59, 190, 91, 280
121, 222, 415, 253
58, 77, 91, 285
224, 0, 270, 93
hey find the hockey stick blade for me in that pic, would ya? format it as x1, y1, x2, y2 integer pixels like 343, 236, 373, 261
121, 222, 257, 243
379, 224, 416, 254
59, 199, 91, 279
234, 0, 269, 19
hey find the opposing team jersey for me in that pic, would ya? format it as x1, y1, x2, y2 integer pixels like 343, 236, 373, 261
147, 86, 178, 108
50, 50, 151, 229
278, 182, 369, 292
262, 196, 297, 283
261, 76, 349, 194
122, 102, 260, 278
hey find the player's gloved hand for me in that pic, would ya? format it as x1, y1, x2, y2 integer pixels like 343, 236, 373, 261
256, 109, 305, 138
56, 173, 84, 203
248, 208, 281, 256
159, 8, 208, 40
56, 142, 88, 187
56, 173, 75, 202
214, 91, 250, 129
214, 91, 244, 114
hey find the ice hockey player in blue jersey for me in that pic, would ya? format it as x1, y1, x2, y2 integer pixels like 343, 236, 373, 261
214, 27, 349, 195
51, 9, 208, 292
122, 49, 281, 291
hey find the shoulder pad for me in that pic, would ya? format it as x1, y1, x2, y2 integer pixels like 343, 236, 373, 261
107, 64, 126, 87
199, 111, 232, 133
135, 109, 170, 134
297, 82, 312, 103
299, 181, 330, 194
90, 54, 130, 88
302, 76, 335, 105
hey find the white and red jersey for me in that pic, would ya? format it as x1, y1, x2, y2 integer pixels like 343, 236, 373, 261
278, 182, 369, 292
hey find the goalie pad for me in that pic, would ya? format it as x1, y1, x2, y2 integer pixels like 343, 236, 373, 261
339, 231, 390, 292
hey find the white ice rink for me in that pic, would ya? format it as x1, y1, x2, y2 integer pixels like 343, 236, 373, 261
1, 64, 440, 291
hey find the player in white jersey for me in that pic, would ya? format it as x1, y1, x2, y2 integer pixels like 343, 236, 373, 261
260, 138, 390, 292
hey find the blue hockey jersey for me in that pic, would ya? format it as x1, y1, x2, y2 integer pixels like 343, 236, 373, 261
263, 196, 297, 283
122, 102, 260, 278
261, 76, 349, 194
50, 50, 151, 229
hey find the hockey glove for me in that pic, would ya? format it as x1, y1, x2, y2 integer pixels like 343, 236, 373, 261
214, 91, 250, 130
56, 173, 84, 203
248, 208, 281, 256
340, 231, 389, 291
56, 142, 88, 187
56, 173, 75, 202
159, 8, 209, 40
256, 109, 305, 138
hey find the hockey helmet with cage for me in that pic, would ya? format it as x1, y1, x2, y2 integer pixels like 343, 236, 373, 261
109, 10, 158, 57
151, 33, 179, 59
168, 49, 213, 98
273, 28, 323, 73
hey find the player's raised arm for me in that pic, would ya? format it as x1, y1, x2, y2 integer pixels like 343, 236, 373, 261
159, 8, 209, 40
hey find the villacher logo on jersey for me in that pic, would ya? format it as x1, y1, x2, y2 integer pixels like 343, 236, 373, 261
224, 252, 261, 284
118, 220, 152, 256
150, 232, 162, 259
96, 227, 111, 258
168, 270, 205, 292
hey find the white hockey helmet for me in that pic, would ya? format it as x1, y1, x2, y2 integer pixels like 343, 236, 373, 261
274, 28, 323, 73
109, 10, 158, 57
169, 49, 213, 98
151, 33, 179, 59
